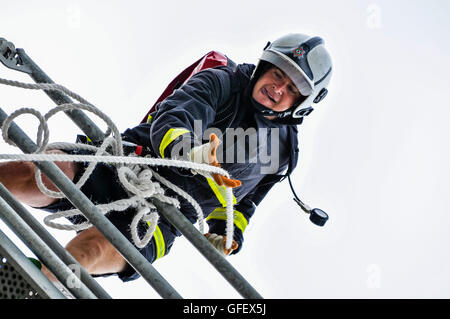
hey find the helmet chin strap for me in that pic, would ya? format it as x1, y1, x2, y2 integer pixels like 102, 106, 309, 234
250, 95, 292, 118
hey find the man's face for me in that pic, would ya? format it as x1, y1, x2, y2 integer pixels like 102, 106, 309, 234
252, 66, 302, 117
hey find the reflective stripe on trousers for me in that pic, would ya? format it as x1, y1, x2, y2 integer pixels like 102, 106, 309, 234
146, 223, 166, 260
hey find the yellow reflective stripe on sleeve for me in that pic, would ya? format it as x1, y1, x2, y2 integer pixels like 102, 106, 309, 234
159, 128, 190, 158
205, 207, 248, 233
146, 223, 165, 260
146, 114, 153, 123
206, 177, 237, 207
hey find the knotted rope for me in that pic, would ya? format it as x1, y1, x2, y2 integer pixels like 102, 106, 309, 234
0, 77, 235, 249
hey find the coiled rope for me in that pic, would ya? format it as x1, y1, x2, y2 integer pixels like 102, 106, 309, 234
0, 77, 235, 249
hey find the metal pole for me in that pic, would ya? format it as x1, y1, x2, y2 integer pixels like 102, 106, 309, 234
152, 198, 264, 299
0, 183, 111, 299
0, 228, 66, 299
0, 195, 97, 299
15, 48, 105, 143
0, 108, 182, 299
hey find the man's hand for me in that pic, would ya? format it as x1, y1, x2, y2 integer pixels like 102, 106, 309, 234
189, 133, 241, 188
204, 233, 239, 256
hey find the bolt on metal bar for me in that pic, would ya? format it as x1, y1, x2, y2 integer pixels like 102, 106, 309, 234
153, 198, 264, 299
0, 182, 111, 299
14, 48, 105, 143
0, 228, 67, 299
0, 108, 182, 299
0, 194, 97, 299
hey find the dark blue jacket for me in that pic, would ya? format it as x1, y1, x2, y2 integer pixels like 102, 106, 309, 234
122, 63, 299, 254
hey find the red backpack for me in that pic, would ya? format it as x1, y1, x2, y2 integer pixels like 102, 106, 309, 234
140, 51, 235, 124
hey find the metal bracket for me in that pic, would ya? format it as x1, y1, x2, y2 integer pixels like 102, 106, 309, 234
0, 37, 32, 74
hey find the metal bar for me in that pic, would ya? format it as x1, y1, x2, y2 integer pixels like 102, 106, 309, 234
0, 194, 97, 299
152, 198, 264, 299
0, 183, 111, 299
0, 228, 66, 299
15, 48, 105, 143
0, 108, 182, 299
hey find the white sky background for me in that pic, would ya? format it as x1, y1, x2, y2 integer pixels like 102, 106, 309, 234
0, 0, 449, 299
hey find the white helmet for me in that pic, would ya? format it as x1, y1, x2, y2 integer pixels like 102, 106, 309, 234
251, 33, 333, 123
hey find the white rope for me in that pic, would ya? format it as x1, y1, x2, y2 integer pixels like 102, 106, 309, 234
0, 152, 231, 176
225, 187, 235, 249
0, 77, 235, 249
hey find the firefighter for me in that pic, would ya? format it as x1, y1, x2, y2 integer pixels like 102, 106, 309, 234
0, 33, 332, 282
